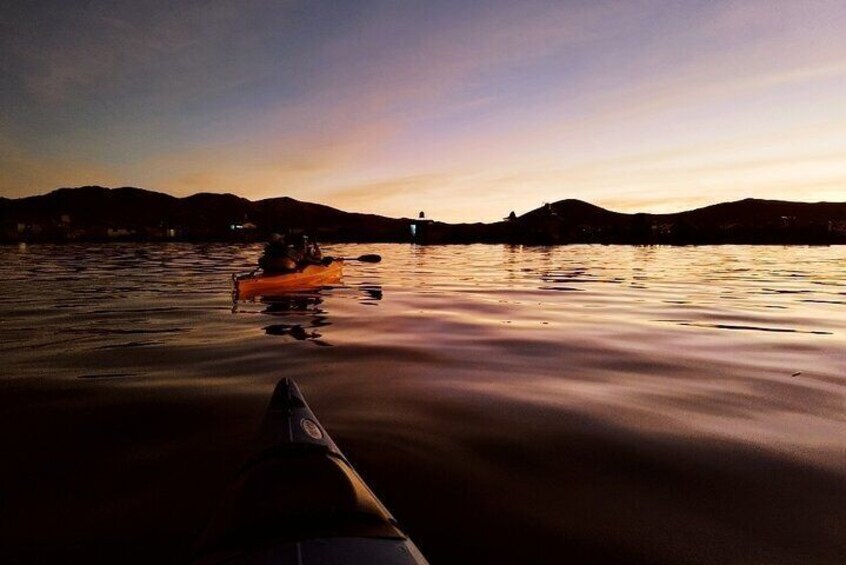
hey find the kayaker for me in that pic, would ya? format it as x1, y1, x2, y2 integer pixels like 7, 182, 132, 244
285, 234, 306, 266
302, 235, 324, 265
285, 233, 323, 268
258, 233, 297, 273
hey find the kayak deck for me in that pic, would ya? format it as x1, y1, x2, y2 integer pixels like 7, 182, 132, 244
193, 379, 428, 564
234, 261, 343, 299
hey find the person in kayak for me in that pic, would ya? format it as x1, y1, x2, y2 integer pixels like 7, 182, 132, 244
302, 234, 324, 265
258, 233, 298, 273
286, 233, 325, 267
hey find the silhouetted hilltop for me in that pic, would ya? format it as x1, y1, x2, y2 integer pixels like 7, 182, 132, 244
523, 199, 625, 223
2, 186, 410, 242
675, 198, 846, 225
482, 197, 846, 244
7, 186, 178, 227
2, 186, 845, 244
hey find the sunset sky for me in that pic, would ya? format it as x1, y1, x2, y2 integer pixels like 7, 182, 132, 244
2, 0, 845, 222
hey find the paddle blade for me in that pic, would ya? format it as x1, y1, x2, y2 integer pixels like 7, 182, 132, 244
356, 254, 382, 263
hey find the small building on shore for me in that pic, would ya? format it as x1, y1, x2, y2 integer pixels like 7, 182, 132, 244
410, 211, 435, 242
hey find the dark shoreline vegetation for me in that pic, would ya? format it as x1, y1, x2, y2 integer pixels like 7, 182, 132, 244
3, 185, 846, 245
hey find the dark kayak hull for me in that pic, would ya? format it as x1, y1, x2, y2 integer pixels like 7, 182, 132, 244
193, 379, 428, 564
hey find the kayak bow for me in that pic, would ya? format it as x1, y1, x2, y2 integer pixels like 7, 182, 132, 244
234, 261, 343, 299
193, 379, 429, 564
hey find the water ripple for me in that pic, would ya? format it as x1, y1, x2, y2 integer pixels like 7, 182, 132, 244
0, 243, 844, 565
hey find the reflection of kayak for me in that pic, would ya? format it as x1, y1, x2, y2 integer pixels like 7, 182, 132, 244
193, 378, 429, 564
234, 261, 343, 299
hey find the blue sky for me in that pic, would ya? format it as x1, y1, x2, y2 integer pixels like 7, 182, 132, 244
2, 0, 845, 221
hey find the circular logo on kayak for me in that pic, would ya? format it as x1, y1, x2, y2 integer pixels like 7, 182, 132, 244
300, 418, 323, 440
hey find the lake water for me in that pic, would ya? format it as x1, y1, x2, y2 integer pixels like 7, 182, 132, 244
0, 243, 844, 564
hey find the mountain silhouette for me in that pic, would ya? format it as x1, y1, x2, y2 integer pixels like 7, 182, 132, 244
2, 186, 845, 244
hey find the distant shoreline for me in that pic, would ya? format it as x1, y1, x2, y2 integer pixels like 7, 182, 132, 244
4, 240, 844, 247
3, 186, 846, 245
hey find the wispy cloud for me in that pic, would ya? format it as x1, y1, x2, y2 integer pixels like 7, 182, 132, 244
2, 0, 845, 217
3, 0, 269, 103
0, 132, 121, 196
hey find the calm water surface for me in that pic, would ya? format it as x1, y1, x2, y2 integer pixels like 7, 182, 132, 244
0, 243, 844, 564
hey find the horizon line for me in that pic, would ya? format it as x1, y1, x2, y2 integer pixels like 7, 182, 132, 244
3, 184, 846, 224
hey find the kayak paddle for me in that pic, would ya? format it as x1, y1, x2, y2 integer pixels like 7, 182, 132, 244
332, 254, 382, 263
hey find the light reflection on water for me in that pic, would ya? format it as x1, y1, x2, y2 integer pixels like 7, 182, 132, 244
0, 243, 844, 564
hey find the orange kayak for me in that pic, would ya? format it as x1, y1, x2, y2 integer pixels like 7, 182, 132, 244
234, 261, 343, 299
